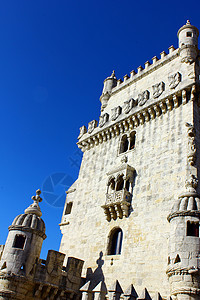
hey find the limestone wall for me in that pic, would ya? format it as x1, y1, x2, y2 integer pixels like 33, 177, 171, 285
59, 52, 199, 298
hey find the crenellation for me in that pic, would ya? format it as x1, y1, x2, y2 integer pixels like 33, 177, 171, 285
145, 61, 151, 69
137, 66, 144, 73
152, 56, 158, 64
160, 51, 167, 59
168, 45, 175, 54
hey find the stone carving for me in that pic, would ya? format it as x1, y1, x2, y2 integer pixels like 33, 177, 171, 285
185, 122, 196, 166
124, 98, 137, 114
102, 165, 135, 221
111, 106, 122, 121
152, 82, 165, 98
88, 120, 98, 134
138, 90, 150, 106
169, 72, 181, 89
185, 174, 198, 192
78, 125, 87, 139
99, 113, 109, 128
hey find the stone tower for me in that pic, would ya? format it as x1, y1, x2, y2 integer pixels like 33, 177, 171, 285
0, 190, 84, 299
0, 189, 46, 278
59, 21, 200, 299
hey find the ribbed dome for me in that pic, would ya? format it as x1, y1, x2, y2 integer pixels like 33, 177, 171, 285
171, 192, 200, 213
11, 213, 46, 234
9, 189, 46, 237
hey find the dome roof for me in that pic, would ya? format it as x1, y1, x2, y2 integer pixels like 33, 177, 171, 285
11, 213, 46, 234
9, 189, 46, 238
168, 175, 200, 221
178, 20, 199, 37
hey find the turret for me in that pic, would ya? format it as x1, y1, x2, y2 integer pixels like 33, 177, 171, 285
100, 71, 117, 111
167, 175, 200, 300
0, 189, 46, 278
178, 20, 199, 63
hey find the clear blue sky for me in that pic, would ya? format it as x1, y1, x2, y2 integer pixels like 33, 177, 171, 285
0, 0, 199, 259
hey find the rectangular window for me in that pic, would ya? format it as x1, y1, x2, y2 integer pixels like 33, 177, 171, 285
65, 202, 73, 215
13, 235, 26, 249
187, 221, 199, 237
187, 32, 192, 37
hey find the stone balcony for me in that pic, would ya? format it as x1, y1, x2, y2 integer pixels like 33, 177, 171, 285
102, 189, 131, 221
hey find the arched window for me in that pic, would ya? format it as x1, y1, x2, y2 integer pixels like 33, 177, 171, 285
116, 175, 124, 191
108, 177, 115, 193
119, 135, 129, 154
119, 132, 136, 154
129, 132, 136, 150
108, 228, 123, 255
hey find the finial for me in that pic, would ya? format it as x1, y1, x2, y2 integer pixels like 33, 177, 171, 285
111, 70, 115, 78
186, 20, 191, 25
24, 189, 42, 217
31, 189, 42, 203
185, 174, 198, 192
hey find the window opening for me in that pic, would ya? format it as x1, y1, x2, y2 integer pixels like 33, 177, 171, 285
187, 221, 199, 237
65, 202, 73, 215
108, 178, 115, 192
186, 32, 192, 37
108, 228, 123, 255
119, 135, 128, 154
13, 235, 26, 249
129, 132, 136, 150
116, 176, 124, 191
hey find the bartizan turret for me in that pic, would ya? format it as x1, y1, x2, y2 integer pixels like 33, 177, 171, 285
167, 175, 200, 299
100, 70, 117, 111
178, 20, 199, 63
0, 189, 46, 278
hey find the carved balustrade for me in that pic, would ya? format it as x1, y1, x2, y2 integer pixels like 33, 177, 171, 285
102, 189, 131, 222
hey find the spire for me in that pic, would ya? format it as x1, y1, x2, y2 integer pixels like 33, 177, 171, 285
186, 19, 191, 25
24, 189, 42, 217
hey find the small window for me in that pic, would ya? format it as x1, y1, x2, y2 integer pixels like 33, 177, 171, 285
186, 32, 192, 37
108, 178, 115, 193
13, 235, 26, 249
108, 228, 123, 255
119, 135, 129, 154
65, 202, 73, 215
129, 132, 136, 150
187, 221, 199, 237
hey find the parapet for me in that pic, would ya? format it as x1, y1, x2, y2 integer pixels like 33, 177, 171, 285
80, 279, 167, 300
0, 249, 84, 299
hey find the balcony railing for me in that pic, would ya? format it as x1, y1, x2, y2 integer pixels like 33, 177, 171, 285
102, 188, 132, 221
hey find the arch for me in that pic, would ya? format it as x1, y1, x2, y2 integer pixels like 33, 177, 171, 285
119, 135, 129, 154
107, 228, 123, 255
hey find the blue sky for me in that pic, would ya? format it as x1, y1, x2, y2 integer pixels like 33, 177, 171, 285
0, 0, 200, 259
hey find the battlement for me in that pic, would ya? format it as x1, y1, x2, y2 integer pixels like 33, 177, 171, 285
112, 46, 177, 94
80, 279, 168, 300
0, 249, 84, 299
